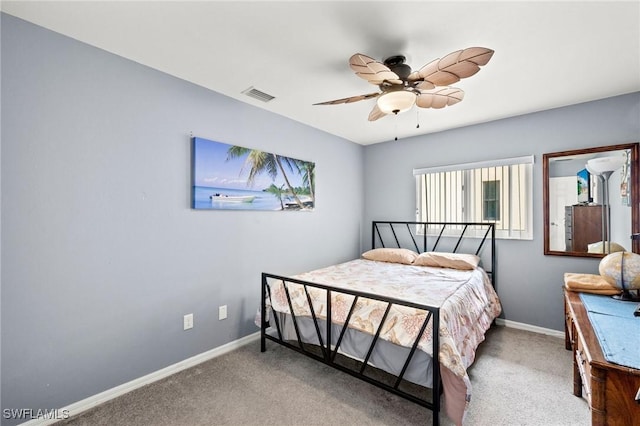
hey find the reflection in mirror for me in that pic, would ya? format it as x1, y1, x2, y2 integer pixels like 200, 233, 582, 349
543, 143, 639, 257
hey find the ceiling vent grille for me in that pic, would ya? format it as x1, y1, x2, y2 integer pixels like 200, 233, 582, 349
242, 87, 275, 103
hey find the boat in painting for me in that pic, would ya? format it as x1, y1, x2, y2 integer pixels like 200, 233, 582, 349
210, 193, 256, 203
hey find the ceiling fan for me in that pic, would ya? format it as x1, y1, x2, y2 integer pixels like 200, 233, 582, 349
314, 47, 494, 121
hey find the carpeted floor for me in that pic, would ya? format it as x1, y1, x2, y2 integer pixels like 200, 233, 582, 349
57, 326, 590, 425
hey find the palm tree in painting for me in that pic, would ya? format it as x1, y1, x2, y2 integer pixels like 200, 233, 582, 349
297, 160, 315, 204
226, 146, 307, 209
265, 183, 286, 210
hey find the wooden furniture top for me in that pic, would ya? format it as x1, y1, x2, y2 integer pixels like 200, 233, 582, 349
565, 290, 640, 376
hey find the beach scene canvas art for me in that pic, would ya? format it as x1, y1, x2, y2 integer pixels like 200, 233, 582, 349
191, 137, 315, 211
577, 168, 590, 203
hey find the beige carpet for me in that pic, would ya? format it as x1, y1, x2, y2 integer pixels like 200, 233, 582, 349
57, 326, 590, 425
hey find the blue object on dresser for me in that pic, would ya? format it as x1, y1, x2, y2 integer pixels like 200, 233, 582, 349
579, 293, 640, 370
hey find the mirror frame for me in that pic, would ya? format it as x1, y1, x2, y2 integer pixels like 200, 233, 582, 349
543, 142, 640, 257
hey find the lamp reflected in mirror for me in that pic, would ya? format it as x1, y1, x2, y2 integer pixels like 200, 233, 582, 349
586, 155, 627, 254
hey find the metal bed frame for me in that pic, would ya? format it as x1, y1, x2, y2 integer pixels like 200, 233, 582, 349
260, 221, 496, 425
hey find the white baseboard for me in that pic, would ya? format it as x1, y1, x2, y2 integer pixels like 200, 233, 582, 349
495, 318, 565, 339
20, 332, 261, 426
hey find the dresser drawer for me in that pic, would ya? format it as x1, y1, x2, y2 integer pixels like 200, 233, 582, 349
564, 298, 575, 350
575, 336, 592, 404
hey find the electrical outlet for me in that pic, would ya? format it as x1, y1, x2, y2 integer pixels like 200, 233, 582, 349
219, 305, 227, 320
183, 313, 194, 330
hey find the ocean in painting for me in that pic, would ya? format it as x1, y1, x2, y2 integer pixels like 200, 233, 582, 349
193, 186, 297, 211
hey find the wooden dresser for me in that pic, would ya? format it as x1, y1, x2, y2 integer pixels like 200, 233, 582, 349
565, 205, 603, 252
564, 290, 640, 425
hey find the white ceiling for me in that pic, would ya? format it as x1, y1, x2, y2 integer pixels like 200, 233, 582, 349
2, 1, 639, 145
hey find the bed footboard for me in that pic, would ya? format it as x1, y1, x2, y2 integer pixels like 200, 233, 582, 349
260, 273, 441, 425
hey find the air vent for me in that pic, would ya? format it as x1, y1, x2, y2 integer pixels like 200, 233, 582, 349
242, 87, 275, 103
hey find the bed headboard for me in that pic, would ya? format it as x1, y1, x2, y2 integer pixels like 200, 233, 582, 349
371, 221, 496, 289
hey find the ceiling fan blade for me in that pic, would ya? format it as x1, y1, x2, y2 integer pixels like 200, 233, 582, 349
313, 92, 380, 106
368, 104, 388, 121
415, 81, 435, 90
416, 88, 465, 109
410, 47, 494, 87
458, 46, 494, 66
349, 53, 403, 85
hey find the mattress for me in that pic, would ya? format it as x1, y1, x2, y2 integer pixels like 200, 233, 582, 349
263, 258, 501, 424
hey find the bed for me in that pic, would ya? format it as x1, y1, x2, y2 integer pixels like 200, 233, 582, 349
259, 221, 501, 425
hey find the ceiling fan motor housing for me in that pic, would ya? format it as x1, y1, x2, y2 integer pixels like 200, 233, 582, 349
383, 55, 412, 81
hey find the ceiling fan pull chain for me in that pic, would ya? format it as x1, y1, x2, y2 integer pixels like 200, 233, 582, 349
394, 113, 399, 141
416, 109, 420, 129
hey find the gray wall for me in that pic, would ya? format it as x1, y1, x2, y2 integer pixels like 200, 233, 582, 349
1, 15, 363, 423
363, 92, 640, 330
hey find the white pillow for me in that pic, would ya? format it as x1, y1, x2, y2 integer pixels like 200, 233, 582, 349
413, 251, 480, 270
361, 248, 419, 265
587, 241, 626, 254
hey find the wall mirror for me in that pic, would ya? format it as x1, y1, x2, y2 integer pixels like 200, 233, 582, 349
543, 142, 639, 257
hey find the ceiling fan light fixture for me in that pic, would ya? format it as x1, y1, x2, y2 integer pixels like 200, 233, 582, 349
376, 90, 416, 115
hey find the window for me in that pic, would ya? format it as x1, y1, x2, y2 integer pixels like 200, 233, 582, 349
482, 180, 500, 221
414, 156, 534, 240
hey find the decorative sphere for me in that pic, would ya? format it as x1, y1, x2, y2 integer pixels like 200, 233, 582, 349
599, 252, 640, 291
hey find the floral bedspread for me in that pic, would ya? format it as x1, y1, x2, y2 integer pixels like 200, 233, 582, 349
267, 258, 502, 425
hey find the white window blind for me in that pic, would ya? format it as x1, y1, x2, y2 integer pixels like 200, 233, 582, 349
414, 155, 534, 240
